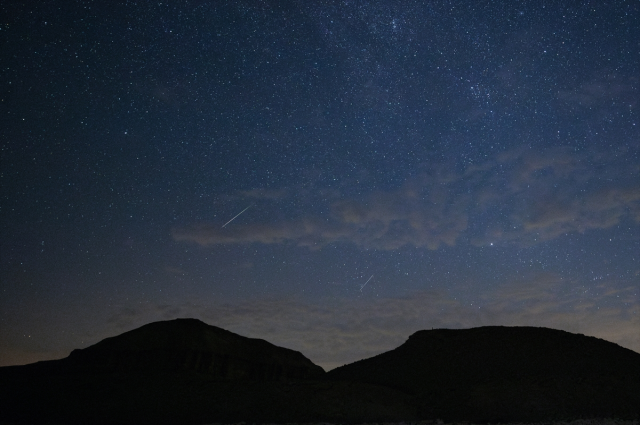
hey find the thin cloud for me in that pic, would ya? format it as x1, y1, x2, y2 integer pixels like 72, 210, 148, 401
174, 147, 640, 250
472, 147, 640, 246
173, 178, 471, 250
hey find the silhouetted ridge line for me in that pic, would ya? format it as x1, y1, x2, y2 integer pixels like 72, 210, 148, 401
60, 318, 325, 380
326, 326, 640, 422
1, 322, 638, 424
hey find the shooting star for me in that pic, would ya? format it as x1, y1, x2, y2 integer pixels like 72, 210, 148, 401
221, 205, 251, 228
360, 274, 374, 291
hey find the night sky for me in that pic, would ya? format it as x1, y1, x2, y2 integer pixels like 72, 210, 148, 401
1, 1, 639, 371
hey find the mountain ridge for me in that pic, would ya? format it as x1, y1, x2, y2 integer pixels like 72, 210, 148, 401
326, 325, 640, 422
1, 319, 638, 424
61, 318, 325, 380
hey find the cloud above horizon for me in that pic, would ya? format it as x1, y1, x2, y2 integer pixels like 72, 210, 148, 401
173, 147, 640, 250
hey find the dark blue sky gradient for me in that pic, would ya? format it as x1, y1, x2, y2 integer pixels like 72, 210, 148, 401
1, 1, 638, 370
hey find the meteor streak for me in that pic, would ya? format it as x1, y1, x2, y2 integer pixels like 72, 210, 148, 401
360, 274, 374, 291
221, 205, 251, 228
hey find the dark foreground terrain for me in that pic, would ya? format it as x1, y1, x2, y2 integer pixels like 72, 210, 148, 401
1, 319, 638, 424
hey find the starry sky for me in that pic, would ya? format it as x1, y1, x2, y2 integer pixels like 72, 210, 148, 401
1, 1, 639, 371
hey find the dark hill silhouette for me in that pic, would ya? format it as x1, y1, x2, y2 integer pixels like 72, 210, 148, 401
0, 321, 638, 424
62, 318, 324, 380
0, 318, 414, 424
327, 326, 640, 422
